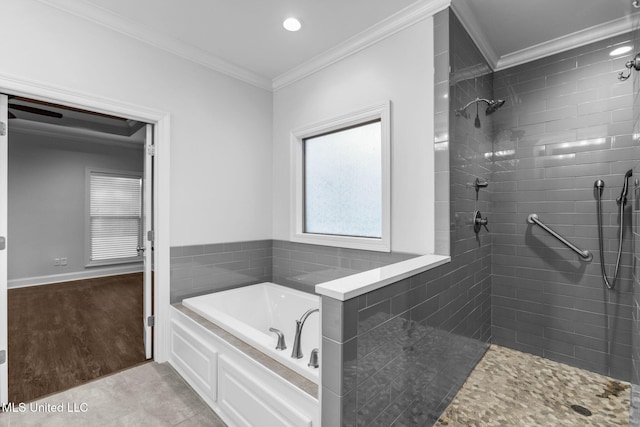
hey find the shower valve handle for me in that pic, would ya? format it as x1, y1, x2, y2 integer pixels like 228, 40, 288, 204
473, 211, 489, 234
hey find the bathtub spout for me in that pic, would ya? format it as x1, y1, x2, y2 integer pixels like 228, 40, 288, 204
291, 308, 319, 359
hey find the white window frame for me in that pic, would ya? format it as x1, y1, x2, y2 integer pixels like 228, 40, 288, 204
290, 101, 391, 252
85, 167, 144, 267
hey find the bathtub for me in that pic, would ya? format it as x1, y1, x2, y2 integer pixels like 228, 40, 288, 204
182, 282, 320, 384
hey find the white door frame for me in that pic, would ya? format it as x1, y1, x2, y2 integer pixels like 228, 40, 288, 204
0, 94, 8, 404
0, 74, 171, 405
143, 124, 153, 359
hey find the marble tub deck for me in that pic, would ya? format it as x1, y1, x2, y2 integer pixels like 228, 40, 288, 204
437, 344, 630, 426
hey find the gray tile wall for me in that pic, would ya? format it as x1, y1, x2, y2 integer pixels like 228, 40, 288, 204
320, 257, 491, 426
170, 240, 272, 302
449, 11, 493, 261
631, 26, 640, 426
272, 240, 415, 294
170, 240, 417, 302
632, 173, 640, 422
492, 32, 638, 380
319, 10, 493, 426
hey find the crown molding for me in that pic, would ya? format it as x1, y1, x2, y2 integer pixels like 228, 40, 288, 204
450, 1, 499, 69
272, 0, 451, 91
495, 14, 637, 70
452, 2, 638, 72
36, 0, 273, 91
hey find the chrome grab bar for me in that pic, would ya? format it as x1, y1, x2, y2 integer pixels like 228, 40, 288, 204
527, 214, 592, 262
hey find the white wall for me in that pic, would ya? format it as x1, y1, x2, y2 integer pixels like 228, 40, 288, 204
272, 18, 435, 254
3, 0, 435, 254
8, 131, 144, 283
2, 0, 273, 246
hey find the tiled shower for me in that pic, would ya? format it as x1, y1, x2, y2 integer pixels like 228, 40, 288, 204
490, 28, 636, 379
452, 5, 640, 424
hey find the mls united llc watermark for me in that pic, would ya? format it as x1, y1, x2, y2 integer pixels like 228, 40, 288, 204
1, 402, 89, 413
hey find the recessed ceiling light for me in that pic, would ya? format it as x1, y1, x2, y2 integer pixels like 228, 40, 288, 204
283, 17, 302, 32
610, 45, 633, 57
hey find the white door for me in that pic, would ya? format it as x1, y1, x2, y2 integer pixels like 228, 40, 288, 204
0, 94, 8, 404
143, 124, 153, 359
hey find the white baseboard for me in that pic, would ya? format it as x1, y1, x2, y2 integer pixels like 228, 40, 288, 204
8, 264, 144, 289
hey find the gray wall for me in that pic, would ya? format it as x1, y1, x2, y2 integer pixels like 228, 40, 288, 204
170, 240, 272, 302
320, 11, 492, 426
491, 32, 636, 380
271, 240, 414, 293
169, 239, 415, 302
632, 158, 640, 422
8, 130, 144, 283
631, 24, 640, 425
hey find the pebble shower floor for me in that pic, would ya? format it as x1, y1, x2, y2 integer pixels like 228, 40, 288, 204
437, 345, 630, 426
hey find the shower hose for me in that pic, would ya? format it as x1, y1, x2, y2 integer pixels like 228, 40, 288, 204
595, 187, 626, 290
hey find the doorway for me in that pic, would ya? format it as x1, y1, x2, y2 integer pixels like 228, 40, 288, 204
1, 95, 154, 403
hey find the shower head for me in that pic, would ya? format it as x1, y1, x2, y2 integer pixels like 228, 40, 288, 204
456, 98, 506, 124
618, 169, 633, 205
485, 99, 505, 115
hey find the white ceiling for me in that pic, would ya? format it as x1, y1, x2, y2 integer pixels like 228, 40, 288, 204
37, 0, 640, 89
74, 0, 420, 83
62, 0, 424, 88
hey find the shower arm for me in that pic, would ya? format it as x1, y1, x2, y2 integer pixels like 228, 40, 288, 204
618, 53, 640, 81
458, 97, 493, 112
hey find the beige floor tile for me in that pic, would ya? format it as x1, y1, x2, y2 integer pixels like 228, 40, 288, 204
174, 409, 227, 427
2, 362, 226, 427
437, 345, 630, 427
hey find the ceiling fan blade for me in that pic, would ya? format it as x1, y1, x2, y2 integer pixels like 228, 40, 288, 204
12, 96, 124, 121
9, 103, 63, 119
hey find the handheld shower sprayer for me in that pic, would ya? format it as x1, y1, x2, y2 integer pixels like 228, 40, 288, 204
617, 169, 633, 205
594, 169, 634, 290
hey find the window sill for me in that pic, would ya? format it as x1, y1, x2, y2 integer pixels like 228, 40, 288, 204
291, 232, 390, 252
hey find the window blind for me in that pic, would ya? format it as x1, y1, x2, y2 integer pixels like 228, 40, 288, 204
89, 172, 142, 262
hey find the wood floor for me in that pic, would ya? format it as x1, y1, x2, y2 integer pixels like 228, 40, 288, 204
7, 273, 147, 403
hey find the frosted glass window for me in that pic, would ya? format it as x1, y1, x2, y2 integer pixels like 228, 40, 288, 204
89, 172, 142, 263
304, 120, 382, 238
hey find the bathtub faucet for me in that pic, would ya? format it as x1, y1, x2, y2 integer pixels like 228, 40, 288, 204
269, 327, 287, 350
291, 308, 319, 359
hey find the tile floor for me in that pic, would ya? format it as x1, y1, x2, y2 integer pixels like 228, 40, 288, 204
0, 362, 227, 427
2, 344, 632, 426
437, 344, 630, 426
